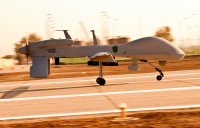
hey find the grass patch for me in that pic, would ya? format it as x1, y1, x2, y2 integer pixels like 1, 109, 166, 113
181, 46, 200, 55
59, 57, 131, 64
60, 58, 89, 64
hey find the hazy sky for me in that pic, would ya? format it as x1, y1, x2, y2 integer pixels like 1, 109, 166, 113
0, 0, 200, 57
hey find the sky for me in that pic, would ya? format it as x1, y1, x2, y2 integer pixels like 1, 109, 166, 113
0, 0, 200, 57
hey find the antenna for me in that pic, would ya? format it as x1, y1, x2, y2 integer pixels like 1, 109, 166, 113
90, 30, 99, 45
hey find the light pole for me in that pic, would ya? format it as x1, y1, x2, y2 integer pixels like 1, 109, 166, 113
192, 14, 200, 46
137, 6, 142, 38
101, 12, 110, 45
177, 20, 183, 46
46, 14, 55, 39
183, 18, 191, 46
113, 18, 118, 39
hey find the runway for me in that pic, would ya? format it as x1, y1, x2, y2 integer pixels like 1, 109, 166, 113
0, 69, 200, 121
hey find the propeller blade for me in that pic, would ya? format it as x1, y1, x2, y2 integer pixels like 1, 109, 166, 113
26, 54, 28, 65
25, 40, 29, 65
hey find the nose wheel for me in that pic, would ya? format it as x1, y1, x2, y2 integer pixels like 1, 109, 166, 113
155, 68, 164, 81
157, 75, 162, 81
141, 60, 164, 81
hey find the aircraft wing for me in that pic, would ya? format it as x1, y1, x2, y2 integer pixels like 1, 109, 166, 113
89, 52, 115, 62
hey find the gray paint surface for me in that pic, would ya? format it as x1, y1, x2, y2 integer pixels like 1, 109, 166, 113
18, 36, 185, 78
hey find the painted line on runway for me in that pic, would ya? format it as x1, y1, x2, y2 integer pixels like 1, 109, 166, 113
109, 77, 200, 86
0, 104, 200, 121
1, 86, 200, 102
0, 77, 200, 93
0, 72, 200, 87
107, 72, 200, 80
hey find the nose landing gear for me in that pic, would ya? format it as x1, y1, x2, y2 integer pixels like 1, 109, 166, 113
155, 67, 164, 81
141, 60, 164, 81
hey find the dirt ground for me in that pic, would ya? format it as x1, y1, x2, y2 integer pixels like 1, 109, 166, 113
0, 55, 200, 127
1, 109, 200, 128
0, 55, 200, 82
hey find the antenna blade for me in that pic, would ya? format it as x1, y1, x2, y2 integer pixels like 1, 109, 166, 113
63, 30, 72, 39
91, 30, 99, 45
56, 30, 72, 39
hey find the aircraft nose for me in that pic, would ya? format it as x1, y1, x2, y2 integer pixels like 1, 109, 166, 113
174, 47, 185, 60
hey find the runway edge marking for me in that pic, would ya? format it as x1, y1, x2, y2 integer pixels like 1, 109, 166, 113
1, 77, 200, 93
1, 72, 200, 87
0, 104, 200, 121
1, 86, 200, 102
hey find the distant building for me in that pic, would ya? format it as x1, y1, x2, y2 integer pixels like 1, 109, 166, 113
74, 37, 130, 46
73, 40, 82, 45
107, 37, 130, 45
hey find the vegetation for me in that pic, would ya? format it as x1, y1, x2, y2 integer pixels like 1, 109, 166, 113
2, 55, 15, 59
107, 36, 130, 45
60, 57, 130, 64
181, 46, 200, 55
14, 33, 42, 64
154, 26, 174, 42
60, 57, 89, 64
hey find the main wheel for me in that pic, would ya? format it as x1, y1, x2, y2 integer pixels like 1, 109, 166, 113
156, 75, 162, 81
96, 77, 106, 85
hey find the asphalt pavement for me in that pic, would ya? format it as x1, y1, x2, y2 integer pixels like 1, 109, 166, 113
0, 69, 200, 121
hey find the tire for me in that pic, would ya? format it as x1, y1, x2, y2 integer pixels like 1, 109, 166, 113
156, 75, 162, 81
96, 77, 106, 85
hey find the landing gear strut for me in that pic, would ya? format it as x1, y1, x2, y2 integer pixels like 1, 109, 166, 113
141, 60, 164, 81
96, 62, 106, 85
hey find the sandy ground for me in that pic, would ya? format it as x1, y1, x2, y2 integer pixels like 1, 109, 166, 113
0, 55, 200, 127
0, 109, 200, 128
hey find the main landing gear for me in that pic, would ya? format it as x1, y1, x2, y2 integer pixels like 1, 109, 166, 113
141, 60, 164, 81
96, 62, 106, 85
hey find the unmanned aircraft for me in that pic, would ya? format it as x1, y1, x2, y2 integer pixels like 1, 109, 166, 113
18, 30, 185, 85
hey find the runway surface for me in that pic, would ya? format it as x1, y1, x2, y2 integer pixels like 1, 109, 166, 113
0, 69, 200, 120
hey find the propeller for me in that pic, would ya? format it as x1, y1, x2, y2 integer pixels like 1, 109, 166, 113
25, 39, 30, 65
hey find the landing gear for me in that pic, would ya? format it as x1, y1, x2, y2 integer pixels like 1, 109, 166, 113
155, 67, 164, 81
96, 62, 106, 85
141, 60, 164, 81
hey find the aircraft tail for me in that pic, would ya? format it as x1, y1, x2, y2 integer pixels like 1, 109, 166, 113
91, 30, 99, 45
56, 30, 72, 39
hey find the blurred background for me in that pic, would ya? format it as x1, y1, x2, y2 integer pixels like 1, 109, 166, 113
0, 0, 200, 66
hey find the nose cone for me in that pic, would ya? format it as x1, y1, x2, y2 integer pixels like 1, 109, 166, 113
17, 46, 26, 55
142, 37, 185, 60
126, 37, 185, 60
175, 47, 185, 60
157, 37, 186, 60
158, 38, 185, 60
